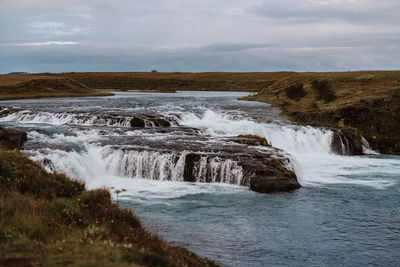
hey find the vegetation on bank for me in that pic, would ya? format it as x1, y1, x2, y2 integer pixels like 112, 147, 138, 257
0, 75, 113, 100
0, 148, 217, 266
47, 72, 293, 92
243, 71, 400, 154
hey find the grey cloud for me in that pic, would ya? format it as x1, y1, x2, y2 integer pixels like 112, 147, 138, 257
0, 0, 399, 72
250, 0, 400, 25
201, 43, 276, 52
1, 41, 399, 73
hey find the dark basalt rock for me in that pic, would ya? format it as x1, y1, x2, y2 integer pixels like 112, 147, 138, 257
339, 127, 363, 155
0, 126, 27, 150
184, 153, 201, 182
331, 130, 355, 155
231, 135, 271, 147
130, 117, 146, 128
154, 118, 171, 127
130, 115, 176, 128
0, 107, 17, 117
186, 150, 300, 193
249, 158, 300, 193
331, 128, 364, 155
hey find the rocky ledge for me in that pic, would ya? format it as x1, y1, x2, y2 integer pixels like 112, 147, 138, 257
0, 126, 27, 150
86, 133, 301, 193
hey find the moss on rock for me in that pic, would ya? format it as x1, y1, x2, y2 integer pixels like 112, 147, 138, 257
237, 134, 271, 146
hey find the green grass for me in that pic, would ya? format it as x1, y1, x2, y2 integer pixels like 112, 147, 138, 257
0, 149, 218, 266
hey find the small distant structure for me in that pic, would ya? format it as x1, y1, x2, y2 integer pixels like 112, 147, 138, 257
151, 70, 158, 73
8, 72, 29, 75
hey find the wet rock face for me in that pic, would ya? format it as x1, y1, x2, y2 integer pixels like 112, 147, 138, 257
289, 102, 400, 155
331, 130, 354, 155
331, 131, 349, 155
130, 115, 175, 128
183, 150, 300, 193
230, 135, 271, 147
100, 134, 301, 194
0, 107, 18, 117
331, 129, 363, 155
130, 117, 146, 128
0, 126, 27, 150
249, 158, 300, 193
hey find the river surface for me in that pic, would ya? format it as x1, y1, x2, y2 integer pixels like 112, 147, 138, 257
0, 91, 399, 266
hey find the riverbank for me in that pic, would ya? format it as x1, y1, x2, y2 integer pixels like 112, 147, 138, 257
0, 74, 113, 100
242, 71, 400, 154
0, 145, 217, 266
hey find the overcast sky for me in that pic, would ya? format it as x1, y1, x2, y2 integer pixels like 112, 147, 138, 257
1, 0, 399, 73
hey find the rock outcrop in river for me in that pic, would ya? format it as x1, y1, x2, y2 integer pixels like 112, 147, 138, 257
94, 133, 301, 193
0, 126, 27, 150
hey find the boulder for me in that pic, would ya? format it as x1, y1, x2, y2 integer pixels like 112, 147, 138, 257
0, 126, 27, 150
130, 117, 146, 128
130, 115, 175, 128
249, 158, 300, 193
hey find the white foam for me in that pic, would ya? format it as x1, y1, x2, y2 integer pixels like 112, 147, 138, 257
180, 109, 398, 189
1, 111, 132, 127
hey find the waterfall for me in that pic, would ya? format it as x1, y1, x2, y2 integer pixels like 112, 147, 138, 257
192, 156, 246, 185
180, 109, 337, 156
102, 148, 188, 181
0, 110, 180, 128
101, 147, 246, 185
0, 111, 132, 127
26, 145, 247, 186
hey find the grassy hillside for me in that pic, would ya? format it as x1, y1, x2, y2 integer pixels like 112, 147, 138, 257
49, 72, 292, 91
0, 148, 217, 267
0, 74, 113, 100
244, 71, 400, 154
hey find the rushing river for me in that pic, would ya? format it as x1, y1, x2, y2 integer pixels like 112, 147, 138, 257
0, 91, 399, 266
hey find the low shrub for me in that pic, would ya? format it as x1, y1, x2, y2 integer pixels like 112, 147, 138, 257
311, 79, 336, 102
284, 83, 306, 100
47, 198, 85, 226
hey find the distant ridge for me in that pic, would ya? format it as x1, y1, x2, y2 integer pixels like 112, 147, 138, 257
7, 72, 29, 75
0, 75, 113, 100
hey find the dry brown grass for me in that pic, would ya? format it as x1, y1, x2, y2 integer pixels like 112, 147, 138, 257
48, 71, 293, 91
0, 75, 113, 100
250, 70, 400, 112
244, 70, 400, 154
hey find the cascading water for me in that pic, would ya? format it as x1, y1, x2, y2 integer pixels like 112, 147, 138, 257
1, 111, 133, 127
180, 109, 337, 156
102, 148, 188, 181
1, 99, 379, 188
